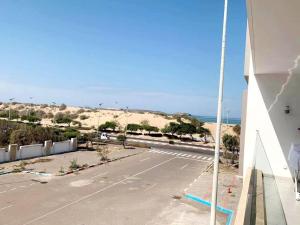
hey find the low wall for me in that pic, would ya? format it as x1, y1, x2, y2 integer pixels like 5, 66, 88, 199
18, 144, 43, 160
0, 138, 77, 164
52, 140, 71, 154
0, 148, 9, 163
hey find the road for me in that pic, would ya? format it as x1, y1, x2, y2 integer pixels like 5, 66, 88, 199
0, 148, 212, 225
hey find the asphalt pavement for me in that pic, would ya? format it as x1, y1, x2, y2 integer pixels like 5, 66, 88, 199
0, 148, 214, 225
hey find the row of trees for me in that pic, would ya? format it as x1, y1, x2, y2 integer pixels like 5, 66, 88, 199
98, 117, 210, 139
0, 120, 78, 146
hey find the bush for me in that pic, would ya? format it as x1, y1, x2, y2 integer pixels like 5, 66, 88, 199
72, 120, 82, 127
46, 112, 54, 118
233, 124, 241, 136
63, 128, 79, 138
59, 103, 67, 111
79, 115, 89, 120
0, 110, 8, 118
169, 140, 175, 144
54, 112, 72, 125
77, 108, 85, 114
40, 104, 48, 108
69, 159, 80, 170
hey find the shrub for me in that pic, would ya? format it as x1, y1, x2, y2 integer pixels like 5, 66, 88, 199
72, 120, 82, 127
40, 104, 48, 108
46, 112, 54, 118
59, 103, 67, 111
77, 108, 85, 114
0, 110, 8, 118
97, 145, 110, 162
54, 112, 72, 125
233, 124, 241, 136
79, 115, 89, 120
63, 128, 79, 139
169, 140, 175, 144
69, 159, 80, 170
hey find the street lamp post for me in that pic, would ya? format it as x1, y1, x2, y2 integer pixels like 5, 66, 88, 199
210, 0, 228, 225
8, 98, 15, 121
124, 106, 128, 137
98, 103, 103, 136
52, 102, 56, 124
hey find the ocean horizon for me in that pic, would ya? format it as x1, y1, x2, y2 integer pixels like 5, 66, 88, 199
194, 115, 241, 125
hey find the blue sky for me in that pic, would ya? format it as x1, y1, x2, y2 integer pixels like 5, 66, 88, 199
0, 0, 246, 117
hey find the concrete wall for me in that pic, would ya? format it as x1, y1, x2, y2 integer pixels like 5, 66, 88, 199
52, 140, 71, 154
0, 138, 77, 163
18, 144, 43, 160
0, 148, 9, 163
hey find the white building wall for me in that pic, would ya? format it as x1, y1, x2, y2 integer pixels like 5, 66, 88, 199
243, 47, 300, 179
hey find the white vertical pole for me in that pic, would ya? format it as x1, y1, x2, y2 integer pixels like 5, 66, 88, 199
210, 0, 228, 225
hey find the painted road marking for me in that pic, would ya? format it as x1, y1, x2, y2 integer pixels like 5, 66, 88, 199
140, 157, 150, 162
22, 157, 177, 225
180, 164, 189, 170
0, 205, 13, 212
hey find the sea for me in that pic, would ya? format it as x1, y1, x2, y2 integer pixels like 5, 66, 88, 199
194, 115, 241, 125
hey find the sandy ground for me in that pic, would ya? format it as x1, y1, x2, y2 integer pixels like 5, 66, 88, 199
1, 103, 236, 140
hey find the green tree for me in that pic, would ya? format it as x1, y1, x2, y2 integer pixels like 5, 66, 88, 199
98, 121, 117, 131
142, 125, 159, 134
161, 122, 180, 136
222, 134, 239, 159
127, 123, 142, 132
117, 134, 127, 148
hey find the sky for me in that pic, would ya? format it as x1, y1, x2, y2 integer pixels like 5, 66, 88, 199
0, 0, 246, 118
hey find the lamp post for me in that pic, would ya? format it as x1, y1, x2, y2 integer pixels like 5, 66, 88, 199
124, 106, 128, 137
52, 102, 56, 124
210, 0, 228, 225
8, 98, 15, 121
98, 103, 103, 136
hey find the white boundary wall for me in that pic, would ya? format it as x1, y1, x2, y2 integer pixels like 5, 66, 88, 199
0, 138, 77, 163
18, 144, 44, 160
0, 148, 9, 163
52, 140, 71, 154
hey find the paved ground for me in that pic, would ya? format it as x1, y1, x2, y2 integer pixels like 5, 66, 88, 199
0, 148, 238, 225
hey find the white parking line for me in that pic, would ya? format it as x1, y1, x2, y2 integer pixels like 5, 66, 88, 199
180, 164, 189, 170
140, 157, 150, 162
0, 205, 13, 212
202, 157, 207, 160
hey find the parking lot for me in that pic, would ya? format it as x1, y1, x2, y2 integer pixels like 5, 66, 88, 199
0, 147, 239, 225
